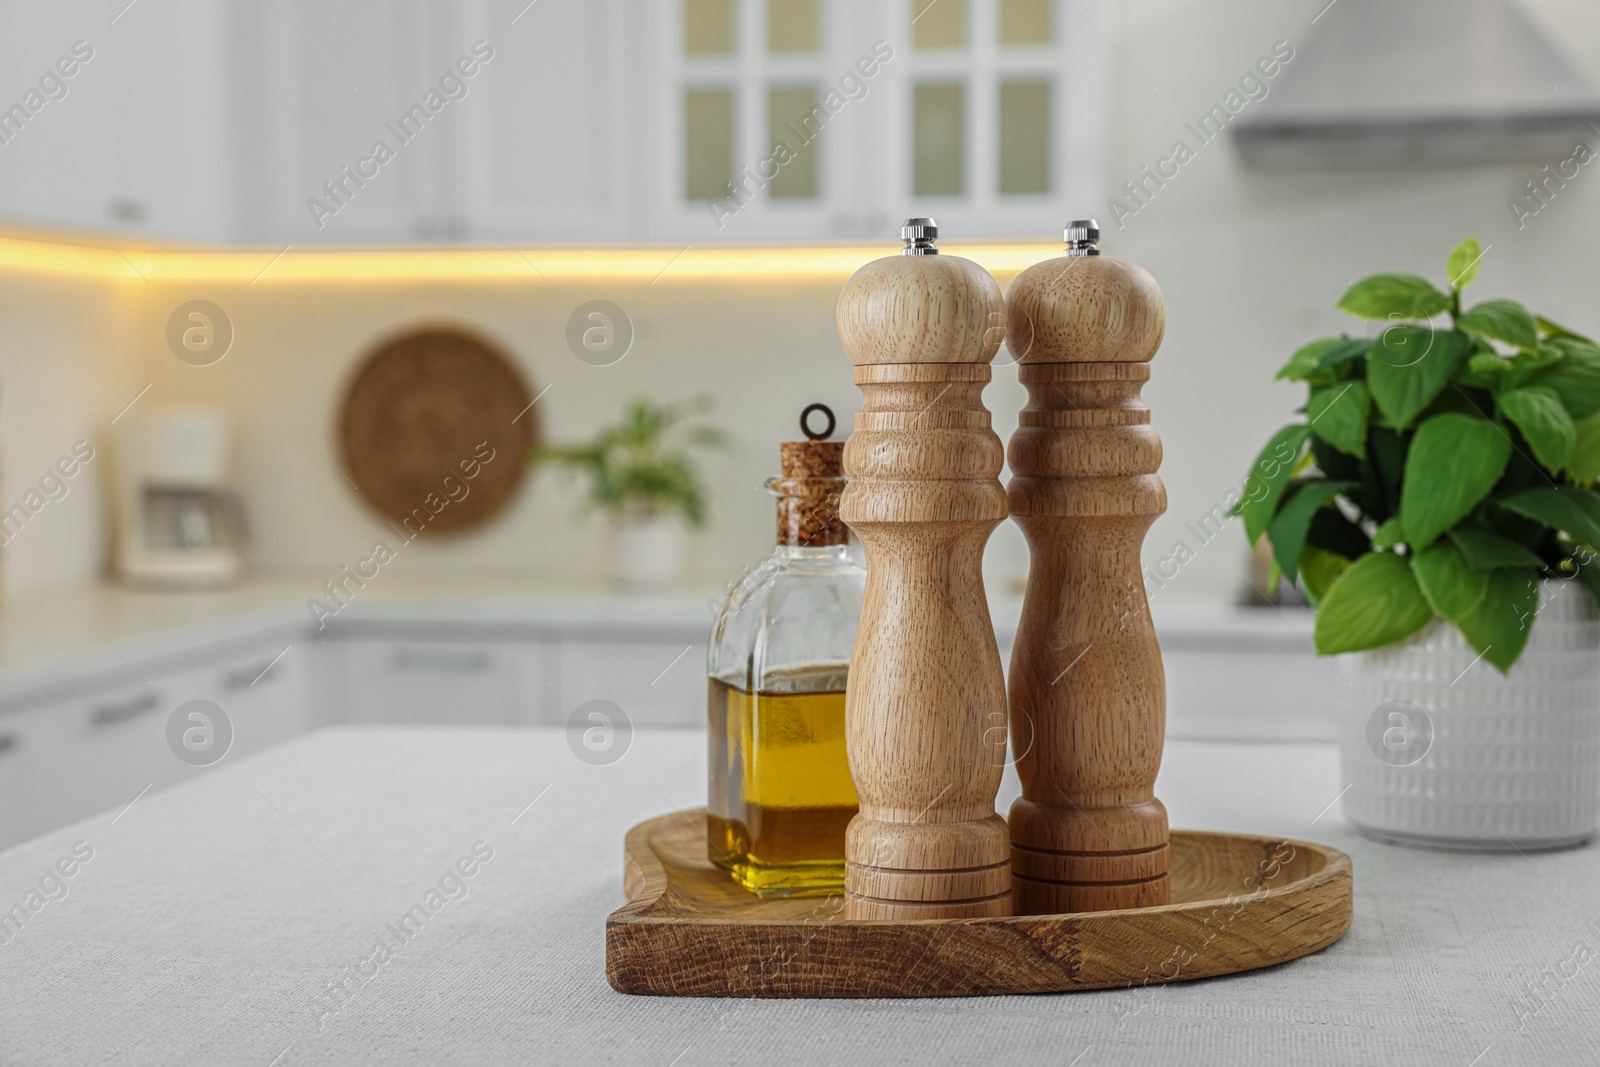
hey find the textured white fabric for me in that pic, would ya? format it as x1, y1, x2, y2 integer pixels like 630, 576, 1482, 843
0, 726, 1593, 1066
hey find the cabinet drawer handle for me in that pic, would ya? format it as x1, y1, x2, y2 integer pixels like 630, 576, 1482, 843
393, 648, 491, 672
91, 691, 160, 727
225, 659, 286, 689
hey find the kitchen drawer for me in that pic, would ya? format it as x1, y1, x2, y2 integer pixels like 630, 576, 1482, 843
556, 637, 705, 727
330, 639, 551, 726
17, 677, 184, 846
0, 640, 320, 850
159, 644, 312, 759
0, 716, 31, 847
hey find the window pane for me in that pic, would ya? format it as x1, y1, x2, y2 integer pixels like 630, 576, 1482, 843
912, 0, 966, 49
767, 0, 819, 53
684, 0, 735, 55
768, 86, 821, 199
685, 87, 736, 199
913, 83, 965, 196
999, 79, 1051, 194
999, 0, 1053, 45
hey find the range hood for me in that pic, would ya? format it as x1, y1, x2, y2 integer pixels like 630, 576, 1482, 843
1231, 0, 1600, 169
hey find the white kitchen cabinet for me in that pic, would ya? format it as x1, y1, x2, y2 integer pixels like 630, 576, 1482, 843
556, 634, 706, 727
244, 0, 638, 244
0, 634, 313, 850
0, 1, 1104, 245
180, 642, 313, 759
448, 0, 636, 244
646, 0, 1105, 243
245, 0, 445, 245
29, 679, 179, 842
0, 0, 236, 242
316, 623, 705, 729
321, 636, 553, 727
0, 709, 37, 847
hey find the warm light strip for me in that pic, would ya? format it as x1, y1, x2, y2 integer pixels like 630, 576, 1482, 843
0, 233, 1059, 285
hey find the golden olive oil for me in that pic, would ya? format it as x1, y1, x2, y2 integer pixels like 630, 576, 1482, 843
707, 670, 858, 896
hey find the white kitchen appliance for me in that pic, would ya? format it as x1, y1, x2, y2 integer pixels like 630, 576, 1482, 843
114, 408, 244, 587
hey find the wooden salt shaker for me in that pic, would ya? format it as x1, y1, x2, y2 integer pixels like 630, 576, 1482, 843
1005, 220, 1172, 914
836, 219, 1012, 920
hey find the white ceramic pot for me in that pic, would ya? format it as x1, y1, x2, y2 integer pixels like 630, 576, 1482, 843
1340, 577, 1600, 850
613, 514, 685, 591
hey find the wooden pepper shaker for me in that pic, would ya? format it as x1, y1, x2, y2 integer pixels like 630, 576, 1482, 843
836, 219, 1012, 920
1005, 220, 1171, 914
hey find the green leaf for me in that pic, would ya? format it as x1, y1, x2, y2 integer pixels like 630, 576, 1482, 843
1447, 522, 1546, 569
1499, 386, 1576, 472
1306, 381, 1368, 458
1527, 337, 1600, 418
1570, 410, 1600, 485
1412, 541, 1490, 623
1454, 569, 1542, 674
1298, 546, 1351, 609
1236, 424, 1311, 545
1367, 328, 1471, 428
1338, 274, 1452, 321
1505, 346, 1566, 387
1313, 553, 1436, 655
1447, 237, 1483, 291
1267, 480, 1356, 579
1399, 413, 1513, 547
1372, 516, 1405, 547
1537, 316, 1595, 344
1468, 351, 1511, 375
1500, 487, 1600, 550
1277, 336, 1366, 381
1316, 337, 1372, 372
1457, 299, 1540, 353
1277, 338, 1341, 382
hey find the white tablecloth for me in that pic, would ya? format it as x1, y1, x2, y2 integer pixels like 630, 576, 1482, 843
1, 726, 1594, 1066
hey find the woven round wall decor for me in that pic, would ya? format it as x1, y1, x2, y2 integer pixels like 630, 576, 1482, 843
338, 326, 537, 536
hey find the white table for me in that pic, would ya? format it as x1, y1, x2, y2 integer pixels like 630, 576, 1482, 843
1, 727, 1593, 1066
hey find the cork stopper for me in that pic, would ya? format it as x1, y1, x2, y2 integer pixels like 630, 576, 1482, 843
780, 439, 844, 480
1005, 233, 1165, 364
769, 406, 847, 547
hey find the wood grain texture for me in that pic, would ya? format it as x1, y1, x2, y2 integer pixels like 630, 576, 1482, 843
1005, 254, 1165, 364
836, 253, 1011, 920
606, 810, 1354, 998
836, 254, 1006, 365
1005, 254, 1171, 914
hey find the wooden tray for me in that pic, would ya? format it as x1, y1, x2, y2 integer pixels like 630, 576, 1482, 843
606, 809, 1353, 998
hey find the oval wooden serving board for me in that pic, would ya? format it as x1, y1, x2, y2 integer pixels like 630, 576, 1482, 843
606, 809, 1352, 998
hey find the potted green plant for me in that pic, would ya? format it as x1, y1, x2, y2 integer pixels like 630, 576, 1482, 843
535, 395, 726, 590
1239, 237, 1600, 849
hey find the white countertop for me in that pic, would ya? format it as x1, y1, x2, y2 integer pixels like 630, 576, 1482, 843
1, 726, 1592, 1066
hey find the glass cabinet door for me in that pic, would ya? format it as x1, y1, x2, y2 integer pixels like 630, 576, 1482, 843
653, 0, 1104, 242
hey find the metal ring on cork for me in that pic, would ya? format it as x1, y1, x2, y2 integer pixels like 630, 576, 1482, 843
800, 403, 836, 441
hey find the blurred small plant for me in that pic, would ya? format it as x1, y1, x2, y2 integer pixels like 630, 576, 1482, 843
533, 395, 727, 527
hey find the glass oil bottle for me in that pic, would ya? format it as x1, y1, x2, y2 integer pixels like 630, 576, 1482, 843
707, 410, 864, 897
